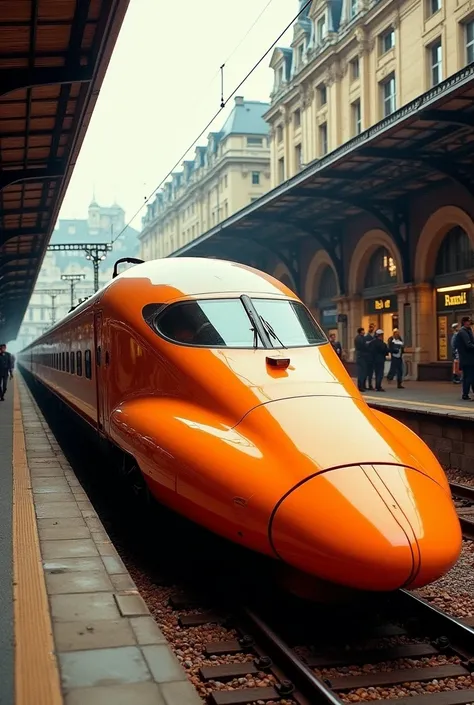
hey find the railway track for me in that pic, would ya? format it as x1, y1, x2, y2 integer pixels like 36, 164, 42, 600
169, 588, 474, 705
450, 483, 474, 540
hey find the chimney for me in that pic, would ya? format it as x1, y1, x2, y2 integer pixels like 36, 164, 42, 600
234, 96, 244, 106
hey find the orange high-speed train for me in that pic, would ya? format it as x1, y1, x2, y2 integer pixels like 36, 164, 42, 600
18, 257, 462, 593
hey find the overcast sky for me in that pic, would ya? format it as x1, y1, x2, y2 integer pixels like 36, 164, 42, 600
59, 0, 296, 230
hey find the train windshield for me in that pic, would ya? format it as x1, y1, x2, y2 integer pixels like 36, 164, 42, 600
152, 298, 327, 349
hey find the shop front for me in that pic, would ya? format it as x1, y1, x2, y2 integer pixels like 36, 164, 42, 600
363, 295, 399, 336
436, 284, 472, 361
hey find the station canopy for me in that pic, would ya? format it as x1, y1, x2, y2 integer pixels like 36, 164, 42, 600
172, 63, 474, 294
0, 0, 130, 342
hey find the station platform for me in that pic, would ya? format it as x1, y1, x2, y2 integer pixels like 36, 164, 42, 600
2, 376, 203, 705
352, 378, 474, 420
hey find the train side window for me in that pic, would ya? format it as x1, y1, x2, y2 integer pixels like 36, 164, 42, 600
76, 351, 83, 377
61, 352, 65, 371
85, 350, 92, 379
65, 352, 70, 373
70, 352, 75, 374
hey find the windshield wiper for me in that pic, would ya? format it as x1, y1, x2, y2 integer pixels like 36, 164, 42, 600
260, 316, 287, 349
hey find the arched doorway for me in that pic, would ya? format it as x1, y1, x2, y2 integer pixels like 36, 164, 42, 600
434, 226, 474, 361
361, 247, 399, 334
317, 266, 338, 336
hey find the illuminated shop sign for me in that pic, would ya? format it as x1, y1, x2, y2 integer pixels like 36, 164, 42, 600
365, 295, 397, 314
436, 284, 471, 311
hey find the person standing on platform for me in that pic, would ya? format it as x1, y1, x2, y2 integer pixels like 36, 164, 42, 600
364, 323, 376, 390
387, 329, 405, 389
456, 317, 474, 400
370, 329, 389, 392
0, 343, 14, 401
354, 327, 367, 392
329, 332, 342, 359
451, 322, 462, 384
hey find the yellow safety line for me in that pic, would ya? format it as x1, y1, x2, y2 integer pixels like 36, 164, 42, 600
13, 379, 63, 705
365, 394, 471, 413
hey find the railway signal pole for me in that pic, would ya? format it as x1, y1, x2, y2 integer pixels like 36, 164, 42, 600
47, 243, 113, 293
61, 273, 86, 309
42, 289, 67, 326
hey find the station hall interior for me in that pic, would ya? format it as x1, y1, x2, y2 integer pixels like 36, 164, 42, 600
2, 1, 474, 705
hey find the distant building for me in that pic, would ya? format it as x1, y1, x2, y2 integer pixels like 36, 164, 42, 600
265, 0, 473, 186
139, 96, 271, 259
15, 199, 139, 350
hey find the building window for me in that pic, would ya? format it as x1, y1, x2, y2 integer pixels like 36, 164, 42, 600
350, 58, 360, 80
429, 39, 442, 86
380, 28, 395, 54
276, 66, 284, 86
316, 16, 326, 44
277, 125, 283, 142
435, 227, 474, 274
364, 247, 398, 287
247, 137, 262, 146
428, 0, 441, 15
466, 21, 474, 64
297, 43, 304, 66
319, 122, 328, 156
294, 109, 301, 128
278, 157, 285, 184
349, 0, 357, 19
381, 74, 396, 117
351, 100, 362, 135
295, 143, 302, 171
252, 172, 260, 185
318, 84, 327, 107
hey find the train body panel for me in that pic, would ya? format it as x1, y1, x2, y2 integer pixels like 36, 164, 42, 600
18, 258, 462, 593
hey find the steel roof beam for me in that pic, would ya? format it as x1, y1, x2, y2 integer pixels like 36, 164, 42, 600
0, 164, 65, 191
0, 227, 47, 246
420, 109, 474, 127
0, 66, 93, 97
0, 129, 72, 139
0, 206, 50, 216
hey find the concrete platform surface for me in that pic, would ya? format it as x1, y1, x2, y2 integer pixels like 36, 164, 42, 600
352, 378, 474, 419
6, 376, 204, 705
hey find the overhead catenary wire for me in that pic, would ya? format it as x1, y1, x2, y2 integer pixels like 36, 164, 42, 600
112, 0, 312, 245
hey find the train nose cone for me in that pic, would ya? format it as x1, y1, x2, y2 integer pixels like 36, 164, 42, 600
269, 465, 461, 591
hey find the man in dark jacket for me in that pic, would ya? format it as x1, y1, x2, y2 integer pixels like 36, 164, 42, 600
329, 332, 342, 358
364, 323, 376, 390
0, 343, 14, 401
370, 329, 389, 392
456, 317, 474, 400
354, 327, 367, 392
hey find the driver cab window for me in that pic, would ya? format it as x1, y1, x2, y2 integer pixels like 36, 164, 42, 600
154, 299, 259, 347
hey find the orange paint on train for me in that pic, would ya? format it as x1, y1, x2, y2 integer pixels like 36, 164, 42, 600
18, 258, 462, 592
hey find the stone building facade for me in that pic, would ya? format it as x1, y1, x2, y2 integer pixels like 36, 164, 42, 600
265, 0, 474, 185
139, 97, 271, 259
15, 200, 139, 351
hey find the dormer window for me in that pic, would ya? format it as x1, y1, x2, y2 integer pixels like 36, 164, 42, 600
316, 16, 326, 44
276, 65, 284, 87
297, 43, 304, 66
349, 0, 357, 18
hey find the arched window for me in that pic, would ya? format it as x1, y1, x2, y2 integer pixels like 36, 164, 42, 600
364, 247, 397, 288
435, 226, 474, 275
318, 266, 337, 300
